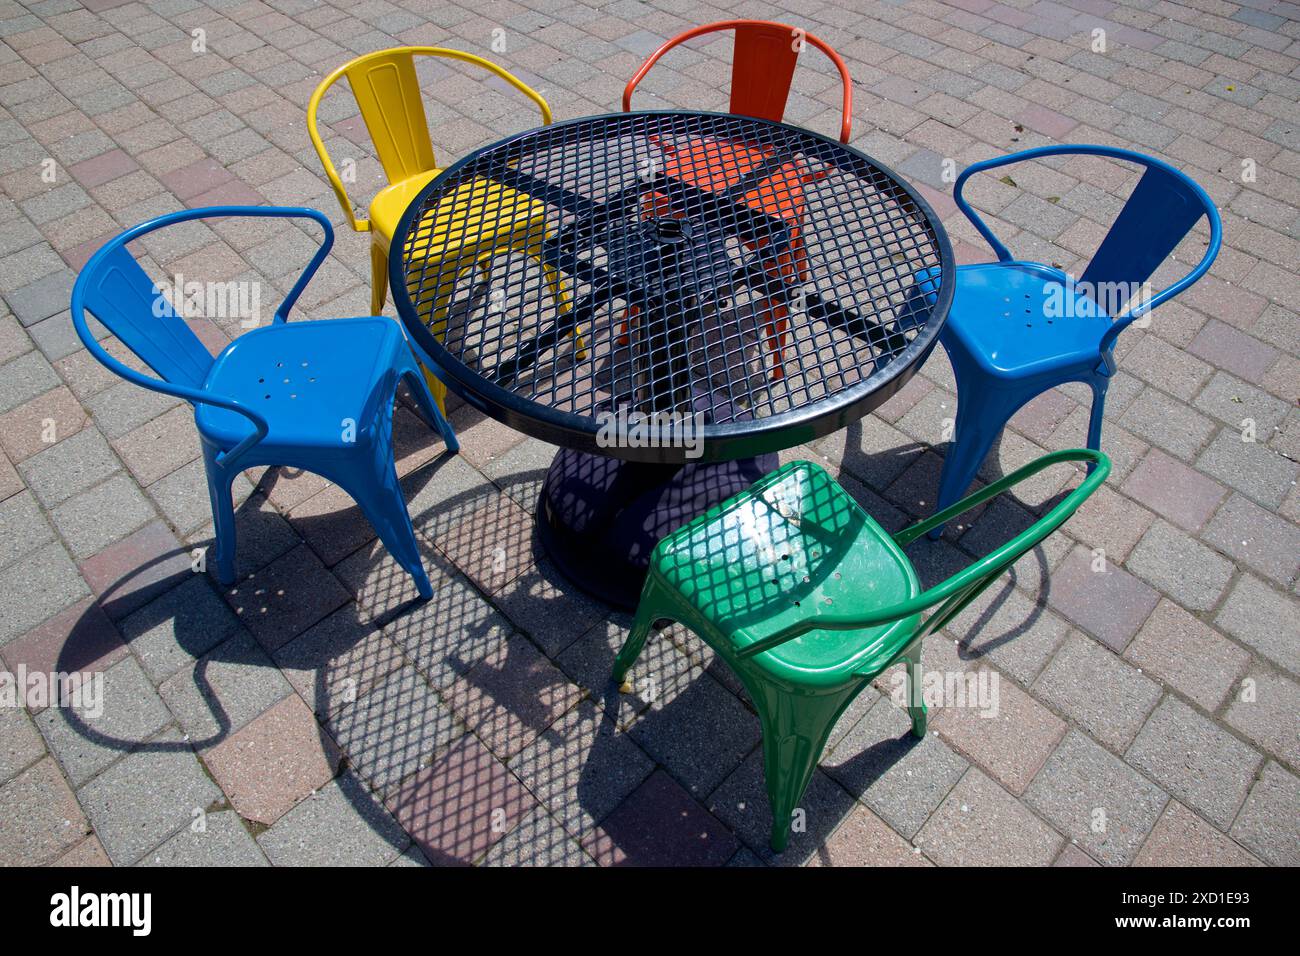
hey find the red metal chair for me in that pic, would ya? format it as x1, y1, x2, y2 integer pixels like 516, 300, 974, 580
622, 20, 853, 377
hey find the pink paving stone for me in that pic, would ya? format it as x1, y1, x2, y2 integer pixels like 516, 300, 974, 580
386, 733, 538, 866
202, 694, 341, 826
1044, 544, 1159, 652
1020, 104, 1079, 139
159, 158, 236, 201
61, 231, 121, 271
932, 669, 1068, 795
50, 835, 113, 867
0, 386, 88, 464
1188, 320, 1279, 381
581, 770, 738, 867
0, 597, 126, 712
68, 149, 139, 189
1054, 844, 1100, 866
78, 520, 194, 621
1134, 801, 1263, 867
184, 317, 230, 357
806, 804, 930, 867
434, 494, 535, 596
1120, 448, 1227, 532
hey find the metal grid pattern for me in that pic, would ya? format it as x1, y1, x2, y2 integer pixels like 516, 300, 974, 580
392, 111, 951, 457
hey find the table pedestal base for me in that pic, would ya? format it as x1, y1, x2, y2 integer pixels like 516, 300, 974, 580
536, 447, 778, 609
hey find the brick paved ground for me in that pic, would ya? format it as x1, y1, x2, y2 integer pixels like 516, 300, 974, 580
1, 0, 1297, 867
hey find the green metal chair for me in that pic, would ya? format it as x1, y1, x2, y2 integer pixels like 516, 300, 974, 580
613, 448, 1110, 852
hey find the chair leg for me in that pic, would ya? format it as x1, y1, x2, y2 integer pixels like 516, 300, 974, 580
342, 437, 434, 600
754, 684, 850, 853
928, 382, 1027, 540
1085, 377, 1109, 471
370, 243, 389, 315
401, 365, 458, 455
613, 576, 669, 682
201, 448, 238, 585
903, 641, 927, 738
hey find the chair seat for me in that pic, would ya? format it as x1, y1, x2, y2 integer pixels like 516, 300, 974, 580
654, 461, 920, 688
369, 169, 549, 255
195, 317, 402, 454
934, 261, 1117, 381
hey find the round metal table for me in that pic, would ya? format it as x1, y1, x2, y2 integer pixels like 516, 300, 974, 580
391, 111, 953, 608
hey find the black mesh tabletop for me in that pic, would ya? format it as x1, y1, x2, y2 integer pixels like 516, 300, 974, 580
390, 111, 953, 463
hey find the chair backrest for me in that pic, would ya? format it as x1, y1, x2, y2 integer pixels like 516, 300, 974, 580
307, 47, 553, 231
727, 449, 1111, 660
623, 20, 854, 144
953, 145, 1221, 332
72, 206, 334, 389
77, 231, 216, 389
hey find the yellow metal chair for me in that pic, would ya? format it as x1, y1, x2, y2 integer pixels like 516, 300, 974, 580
307, 47, 582, 413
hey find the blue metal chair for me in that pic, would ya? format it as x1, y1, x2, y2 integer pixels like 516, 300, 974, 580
922, 145, 1222, 537
71, 206, 458, 597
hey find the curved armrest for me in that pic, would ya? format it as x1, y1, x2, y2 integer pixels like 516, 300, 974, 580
623, 21, 853, 143
307, 68, 370, 233
87, 205, 333, 324
736, 449, 1110, 659
954, 145, 1222, 342
69, 304, 269, 467
71, 206, 336, 466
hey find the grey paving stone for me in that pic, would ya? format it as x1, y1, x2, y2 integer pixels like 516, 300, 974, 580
325, 664, 464, 797
1127, 696, 1262, 830
0, 348, 60, 413
85, 379, 181, 441
1125, 600, 1250, 712
147, 457, 254, 537
256, 773, 409, 866
707, 748, 859, 865
381, 571, 512, 691
3, 268, 75, 327
823, 695, 968, 839
1203, 494, 1300, 586
272, 606, 405, 719
35, 654, 171, 786
947, 579, 1072, 684
916, 767, 1063, 866
1215, 575, 1300, 676
0, 756, 91, 865
137, 809, 268, 866
1024, 729, 1168, 866
1126, 520, 1235, 612
77, 729, 222, 866
1225, 670, 1300, 769
1196, 429, 1299, 510
118, 575, 243, 684
0, 489, 54, 572
51, 473, 154, 560
626, 665, 760, 799
1035, 633, 1162, 752
482, 805, 597, 867
1230, 762, 1300, 866
158, 630, 293, 747
0, 541, 88, 643
1119, 387, 1216, 461
0, 703, 45, 787
18, 426, 119, 508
